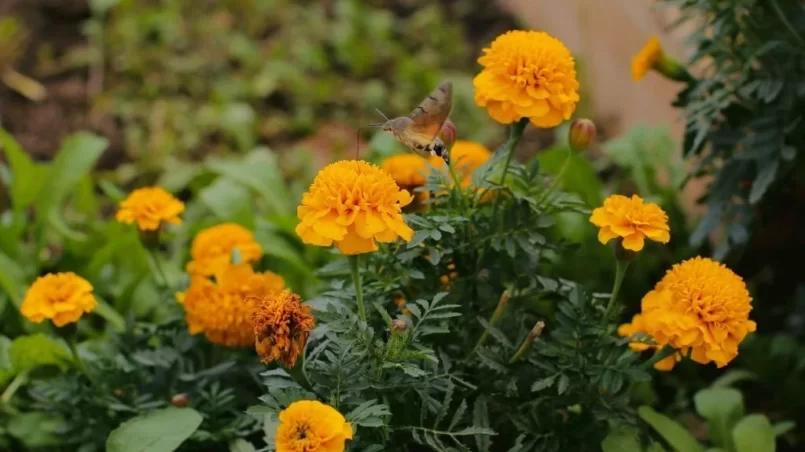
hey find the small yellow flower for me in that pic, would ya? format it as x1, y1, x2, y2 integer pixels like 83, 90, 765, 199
20, 273, 97, 327
295, 160, 414, 255
275, 400, 353, 452
637, 257, 756, 368
251, 290, 315, 368
618, 314, 681, 371
473, 30, 580, 128
589, 194, 670, 252
631, 37, 663, 82
115, 186, 185, 231
177, 264, 285, 347
185, 223, 263, 278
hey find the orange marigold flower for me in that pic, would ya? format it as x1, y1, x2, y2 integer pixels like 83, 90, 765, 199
295, 160, 414, 255
275, 400, 353, 452
631, 37, 663, 82
20, 272, 97, 327
618, 314, 681, 371
637, 257, 756, 368
473, 30, 580, 128
589, 194, 670, 252
185, 223, 263, 277
251, 290, 315, 368
115, 186, 184, 231
177, 264, 285, 347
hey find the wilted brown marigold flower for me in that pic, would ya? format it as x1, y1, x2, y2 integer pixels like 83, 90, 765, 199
115, 186, 184, 231
185, 223, 263, 278
177, 264, 285, 347
251, 290, 315, 368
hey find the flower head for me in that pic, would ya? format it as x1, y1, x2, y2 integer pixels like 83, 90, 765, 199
115, 186, 184, 231
20, 273, 97, 327
473, 30, 580, 128
590, 194, 670, 252
631, 37, 663, 82
275, 400, 353, 452
251, 290, 315, 368
295, 160, 414, 255
637, 257, 756, 368
186, 223, 263, 277
177, 264, 285, 347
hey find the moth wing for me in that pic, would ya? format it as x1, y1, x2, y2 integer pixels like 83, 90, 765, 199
406, 81, 453, 143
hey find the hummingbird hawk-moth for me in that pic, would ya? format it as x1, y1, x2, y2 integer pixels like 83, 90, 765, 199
370, 81, 453, 164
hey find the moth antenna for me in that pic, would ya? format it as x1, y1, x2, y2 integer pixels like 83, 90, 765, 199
375, 108, 390, 121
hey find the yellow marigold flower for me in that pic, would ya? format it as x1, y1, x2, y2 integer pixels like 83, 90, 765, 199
20, 272, 97, 327
185, 223, 263, 277
638, 257, 756, 368
177, 264, 285, 347
631, 37, 663, 82
618, 314, 681, 371
115, 186, 185, 231
251, 290, 315, 368
275, 400, 353, 452
295, 160, 414, 255
589, 194, 670, 252
473, 30, 580, 128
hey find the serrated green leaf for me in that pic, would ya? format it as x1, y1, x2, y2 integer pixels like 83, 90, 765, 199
531, 375, 557, 392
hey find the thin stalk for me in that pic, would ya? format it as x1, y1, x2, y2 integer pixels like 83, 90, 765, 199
447, 160, 468, 209
348, 255, 367, 323
0, 371, 29, 403
482, 118, 529, 207
470, 289, 511, 356
68, 338, 96, 386
509, 320, 546, 364
536, 146, 572, 210
148, 250, 171, 290
603, 259, 630, 324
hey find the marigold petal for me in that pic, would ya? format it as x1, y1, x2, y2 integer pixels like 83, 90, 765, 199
336, 231, 379, 255
621, 233, 645, 251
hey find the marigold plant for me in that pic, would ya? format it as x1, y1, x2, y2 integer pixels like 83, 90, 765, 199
251, 290, 315, 368
623, 257, 756, 368
20, 272, 97, 327
177, 264, 285, 347
185, 223, 263, 277
590, 194, 670, 252
115, 186, 185, 231
473, 30, 579, 128
295, 160, 414, 255
274, 400, 353, 452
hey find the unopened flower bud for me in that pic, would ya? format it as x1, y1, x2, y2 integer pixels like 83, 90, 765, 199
391, 319, 408, 332
568, 118, 596, 150
438, 120, 457, 151
171, 393, 190, 407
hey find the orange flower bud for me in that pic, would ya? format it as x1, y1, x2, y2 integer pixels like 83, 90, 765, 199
438, 120, 457, 151
568, 118, 596, 150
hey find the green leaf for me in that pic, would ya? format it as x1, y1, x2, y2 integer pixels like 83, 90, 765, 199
602, 426, 643, 452
694, 388, 744, 449
9, 334, 74, 372
0, 250, 26, 306
7, 412, 63, 448
93, 297, 126, 332
229, 439, 257, 452
0, 336, 13, 386
106, 407, 203, 452
771, 421, 795, 437
732, 415, 775, 452
638, 406, 703, 452
206, 148, 290, 214
531, 375, 556, 392
749, 159, 778, 204
710, 370, 757, 388
0, 128, 46, 209
36, 132, 108, 215
198, 178, 255, 228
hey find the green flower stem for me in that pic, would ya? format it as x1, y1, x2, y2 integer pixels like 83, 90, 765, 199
348, 255, 367, 323
509, 320, 545, 364
642, 345, 677, 370
68, 336, 96, 386
603, 259, 630, 324
483, 118, 528, 207
536, 146, 572, 210
447, 159, 468, 209
147, 249, 171, 290
0, 371, 29, 404
471, 289, 511, 355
